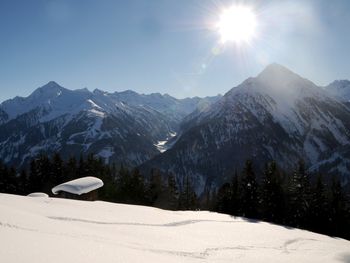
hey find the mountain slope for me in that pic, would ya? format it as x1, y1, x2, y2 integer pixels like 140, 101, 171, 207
325, 80, 350, 102
142, 64, 350, 192
95, 89, 221, 122
0, 82, 219, 167
1, 193, 349, 263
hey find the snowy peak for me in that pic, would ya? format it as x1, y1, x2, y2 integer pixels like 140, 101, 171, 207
325, 80, 350, 102
255, 63, 317, 92
224, 63, 323, 107
328, 79, 350, 89
30, 81, 66, 98
42, 81, 63, 89
258, 63, 297, 79
0, 82, 61, 119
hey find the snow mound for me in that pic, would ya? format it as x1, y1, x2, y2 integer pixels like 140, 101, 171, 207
27, 192, 48, 198
52, 176, 103, 195
0, 193, 349, 263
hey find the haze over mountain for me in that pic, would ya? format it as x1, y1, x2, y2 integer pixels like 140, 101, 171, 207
142, 64, 350, 193
325, 80, 350, 107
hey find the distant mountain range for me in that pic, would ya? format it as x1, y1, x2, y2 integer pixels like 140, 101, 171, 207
1, 64, 350, 194
0, 81, 220, 167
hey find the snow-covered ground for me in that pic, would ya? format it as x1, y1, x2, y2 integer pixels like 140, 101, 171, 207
0, 193, 349, 263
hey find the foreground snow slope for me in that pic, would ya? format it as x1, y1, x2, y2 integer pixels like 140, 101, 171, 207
0, 194, 349, 263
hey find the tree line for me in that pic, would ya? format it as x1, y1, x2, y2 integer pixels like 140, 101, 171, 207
213, 160, 350, 240
0, 153, 196, 210
0, 154, 349, 240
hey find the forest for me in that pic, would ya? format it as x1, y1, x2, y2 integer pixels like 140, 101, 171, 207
0, 154, 349, 240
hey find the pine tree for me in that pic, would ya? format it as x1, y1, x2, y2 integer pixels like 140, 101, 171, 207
329, 176, 349, 238
288, 160, 311, 228
229, 171, 240, 215
216, 182, 231, 214
0, 160, 7, 192
65, 157, 77, 181
178, 175, 198, 210
36, 154, 52, 193
201, 186, 212, 211
209, 189, 217, 211
130, 168, 147, 204
260, 161, 285, 223
18, 170, 29, 195
28, 159, 40, 192
147, 168, 164, 206
2, 166, 18, 194
240, 160, 259, 219
116, 165, 132, 203
165, 173, 179, 210
52, 153, 64, 185
309, 174, 329, 234
215, 171, 243, 216
78, 155, 87, 178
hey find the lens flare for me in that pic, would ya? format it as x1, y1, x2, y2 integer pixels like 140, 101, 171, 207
217, 5, 257, 44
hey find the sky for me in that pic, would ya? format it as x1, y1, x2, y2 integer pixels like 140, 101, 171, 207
1, 0, 350, 102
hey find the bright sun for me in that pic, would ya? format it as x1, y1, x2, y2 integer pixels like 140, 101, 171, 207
217, 5, 257, 44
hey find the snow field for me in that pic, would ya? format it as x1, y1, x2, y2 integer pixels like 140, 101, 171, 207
0, 193, 349, 263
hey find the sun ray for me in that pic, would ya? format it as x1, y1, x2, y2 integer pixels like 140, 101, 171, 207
217, 5, 257, 44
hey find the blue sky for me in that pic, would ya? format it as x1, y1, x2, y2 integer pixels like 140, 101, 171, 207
1, 0, 350, 102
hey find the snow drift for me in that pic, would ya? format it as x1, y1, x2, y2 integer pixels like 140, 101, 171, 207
0, 193, 349, 263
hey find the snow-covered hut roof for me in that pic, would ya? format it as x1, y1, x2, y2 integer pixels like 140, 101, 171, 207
52, 177, 104, 195
27, 192, 49, 198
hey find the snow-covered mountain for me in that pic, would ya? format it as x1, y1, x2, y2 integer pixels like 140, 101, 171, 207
142, 64, 350, 192
325, 80, 350, 102
107, 89, 221, 122
1, 66, 350, 192
0, 82, 220, 167
1, 193, 349, 263
0, 108, 8, 125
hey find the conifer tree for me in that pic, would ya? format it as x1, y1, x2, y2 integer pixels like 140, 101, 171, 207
64, 157, 77, 181
29, 159, 40, 192
240, 160, 259, 218
0, 166, 18, 194
329, 176, 349, 237
260, 161, 285, 223
147, 168, 164, 206
77, 155, 87, 178
209, 189, 217, 211
116, 165, 132, 203
229, 171, 240, 215
130, 168, 147, 204
216, 182, 231, 214
201, 186, 212, 210
0, 160, 7, 192
36, 154, 52, 193
288, 160, 311, 228
18, 170, 29, 195
165, 173, 179, 210
52, 153, 64, 185
178, 175, 198, 210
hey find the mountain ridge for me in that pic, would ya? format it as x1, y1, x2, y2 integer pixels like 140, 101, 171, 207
141, 64, 350, 193
0, 64, 350, 193
0, 82, 221, 168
